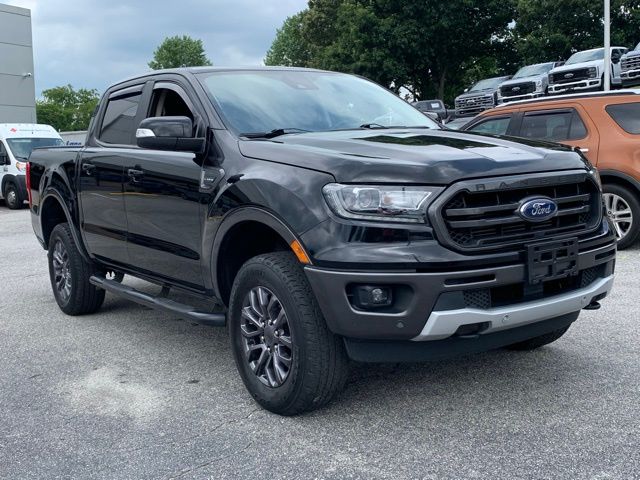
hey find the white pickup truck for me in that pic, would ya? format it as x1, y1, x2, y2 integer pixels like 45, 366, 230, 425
547, 47, 628, 95
0, 124, 63, 209
620, 42, 640, 87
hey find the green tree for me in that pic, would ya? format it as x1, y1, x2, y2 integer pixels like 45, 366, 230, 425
36, 85, 100, 131
514, 0, 640, 63
148, 35, 212, 70
265, 12, 312, 66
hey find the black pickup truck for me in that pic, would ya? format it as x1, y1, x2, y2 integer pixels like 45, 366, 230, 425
28, 67, 616, 415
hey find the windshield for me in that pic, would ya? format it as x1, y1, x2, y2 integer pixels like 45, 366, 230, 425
197, 70, 438, 135
6, 137, 64, 159
565, 49, 604, 65
470, 77, 505, 91
513, 63, 554, 78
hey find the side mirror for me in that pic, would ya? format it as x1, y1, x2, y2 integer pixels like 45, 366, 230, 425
463, 88, 469, 93
136, 116, 205, 153
612, 54, 621, 64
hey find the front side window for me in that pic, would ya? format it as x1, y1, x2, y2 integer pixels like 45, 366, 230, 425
99, 93, 141, 144
6, 137, 64, 159
519, 110, 587, 141
197, 70, 438, 136
467, 117, 511, 136
606, 102, 640, 134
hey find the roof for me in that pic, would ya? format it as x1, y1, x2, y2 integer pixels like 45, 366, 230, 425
494, 89, 640, 109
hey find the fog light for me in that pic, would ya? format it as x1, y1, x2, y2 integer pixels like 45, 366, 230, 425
353, 285, 393, 309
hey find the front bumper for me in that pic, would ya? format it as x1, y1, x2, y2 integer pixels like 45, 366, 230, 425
549, 78, 601, 94
304, 231, 616, 343
621, 69, 640, 86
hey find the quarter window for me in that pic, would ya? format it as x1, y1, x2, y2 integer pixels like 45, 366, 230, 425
519, 110, 587, 141
467, 117, 511, 135
99, 92, 142, 144
606, 102, 640, 134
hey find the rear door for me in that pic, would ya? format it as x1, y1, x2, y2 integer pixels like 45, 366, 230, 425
122, 79, 206, 290
79, 84, 147, 264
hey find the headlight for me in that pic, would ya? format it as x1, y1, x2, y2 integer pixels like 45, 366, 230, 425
588, 67, 598, 78
322, 184, 443, 223
15, 161, 26, 172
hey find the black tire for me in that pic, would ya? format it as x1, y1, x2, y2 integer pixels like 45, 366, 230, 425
229, 252, 349, 415
48, 223, 105, 315
504, 325, 570, 351
4, 182, 22, 209
603, 183, 640, 249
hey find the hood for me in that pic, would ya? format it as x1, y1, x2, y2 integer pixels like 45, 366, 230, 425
238, 129, 588, 184
622, 50, 640, 59
550, 61, 601, 74
500, 75, 543, 86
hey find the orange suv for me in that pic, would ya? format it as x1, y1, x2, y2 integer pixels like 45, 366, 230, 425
463, 91, 640, 248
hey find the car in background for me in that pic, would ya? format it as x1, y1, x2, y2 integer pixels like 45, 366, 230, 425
548, 47, 628, 95
462, 90, 640, 248
443, 116, 475, 130
620, 42, 640, 87
412, 99, 448, 121
454, 75, 511, 117
498, 61, 564, 103
0, 124, 63, 209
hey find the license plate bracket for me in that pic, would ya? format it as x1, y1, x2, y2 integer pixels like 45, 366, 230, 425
527, 238, 579, 285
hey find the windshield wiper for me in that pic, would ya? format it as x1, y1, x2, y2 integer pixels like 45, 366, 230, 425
359, 123, 388, 129
241, 128, 311, 139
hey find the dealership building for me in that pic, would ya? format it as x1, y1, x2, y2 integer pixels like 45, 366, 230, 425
0, 3, 36, 123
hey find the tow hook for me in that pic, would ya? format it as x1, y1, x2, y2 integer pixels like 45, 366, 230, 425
583, 301, 601, 310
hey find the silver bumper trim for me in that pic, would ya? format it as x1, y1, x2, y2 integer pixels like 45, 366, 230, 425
411, 275, 614, 341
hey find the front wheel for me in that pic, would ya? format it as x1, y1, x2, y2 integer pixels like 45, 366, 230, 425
229, 252, 349, 415
603, 183, 639, 249
4, 182, 22, 209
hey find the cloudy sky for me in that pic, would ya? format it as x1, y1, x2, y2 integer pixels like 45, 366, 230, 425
8, 0, 307, 96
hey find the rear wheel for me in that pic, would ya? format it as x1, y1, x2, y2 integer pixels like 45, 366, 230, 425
229, 252, 348, 415
504, 325, 571, 351
603, 183, 639, 249
4, 182, 21, 209
48, 223, 105, 315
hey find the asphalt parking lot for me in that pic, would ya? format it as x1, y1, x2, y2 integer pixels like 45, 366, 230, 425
1, 205, 639, 480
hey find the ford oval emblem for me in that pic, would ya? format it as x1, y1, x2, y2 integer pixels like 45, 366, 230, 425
518, 197, 558, 222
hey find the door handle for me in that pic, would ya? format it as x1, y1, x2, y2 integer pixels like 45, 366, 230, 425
127, 168, 144, 181
82, 163, 96, 175
579, 148, 589, 153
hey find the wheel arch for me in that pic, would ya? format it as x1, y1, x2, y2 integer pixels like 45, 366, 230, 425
599, 169, 640, 195
39, 189, 90, 260
211, 207, 306, 306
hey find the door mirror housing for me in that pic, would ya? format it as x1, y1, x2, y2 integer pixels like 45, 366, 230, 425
136, 116, 205, 153
611, 52, 621, 64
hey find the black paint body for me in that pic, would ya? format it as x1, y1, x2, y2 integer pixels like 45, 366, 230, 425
27, 68, 616, 348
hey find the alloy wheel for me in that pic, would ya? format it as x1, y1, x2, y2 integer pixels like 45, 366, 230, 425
6, 188, 17, 208
240, 286, 293, 388
52, 240, 72, 302
603, 193, 633, 240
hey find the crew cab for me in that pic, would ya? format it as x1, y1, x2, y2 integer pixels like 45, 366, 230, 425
620, 42, 640, 87
463, 90, 640, 248
548, 47, 628, 95
28, 67, 616, 415
498, 61, 563, 103
1, 124, 63, 209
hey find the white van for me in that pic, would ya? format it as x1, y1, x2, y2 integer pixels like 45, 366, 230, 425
0, 124, 64, 209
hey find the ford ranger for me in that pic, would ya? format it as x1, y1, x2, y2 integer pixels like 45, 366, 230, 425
27, 67, 616, 415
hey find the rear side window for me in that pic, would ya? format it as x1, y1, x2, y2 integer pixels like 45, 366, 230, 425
519, 110, 587, 141
606, 102, 640, 134
99, 93, 142, 144
467, 116, 511, 135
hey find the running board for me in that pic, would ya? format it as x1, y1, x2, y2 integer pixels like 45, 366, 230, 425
89, 276, 226, 327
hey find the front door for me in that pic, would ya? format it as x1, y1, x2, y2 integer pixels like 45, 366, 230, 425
123, 82, 205, 289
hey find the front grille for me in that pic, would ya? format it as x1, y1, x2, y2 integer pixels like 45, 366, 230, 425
622, 54, 640, 71
437, 176, 601, 252
455, 95, 494, 110
500, 82, 536, 97
550, 68, 592, 84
